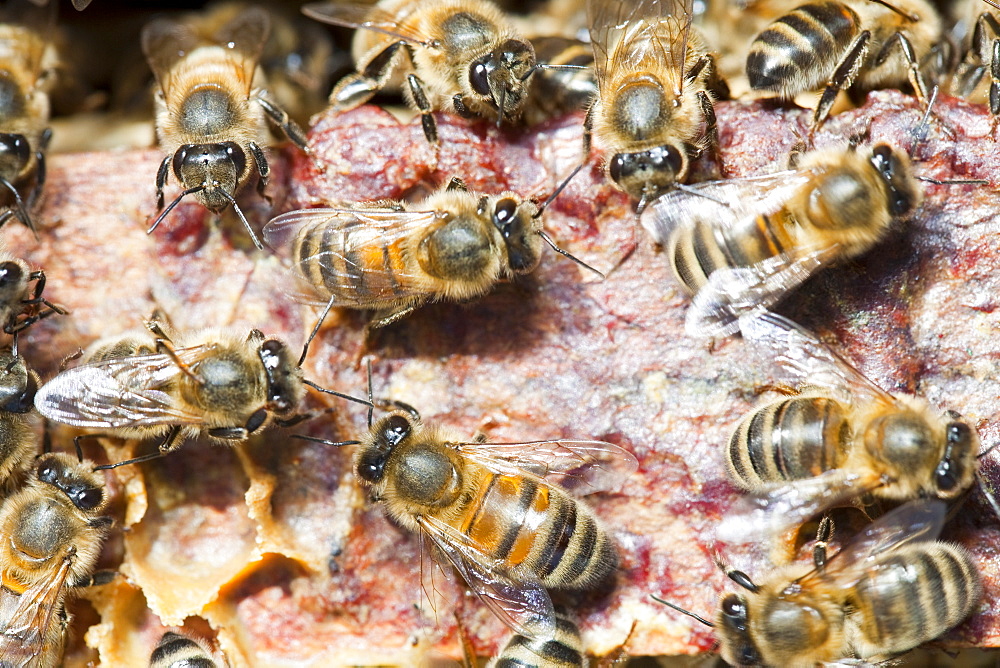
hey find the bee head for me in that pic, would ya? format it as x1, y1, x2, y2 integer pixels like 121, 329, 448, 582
0, 132, 31, 182
257, 338, 303, 416
358, 413, 413, 484
0, 259, 24, 302
484, 196, 542, 273
36, 453, 107, 514
609, 145, 685, 207
172, 141, 246, 213
468, 38, 536, 121
0, 348, 37, 414
717, 594, 763, 666
934, 418, 978, 498
869, 144, 920, 217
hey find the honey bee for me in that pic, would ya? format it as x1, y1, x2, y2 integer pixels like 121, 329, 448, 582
717, 312, 983, 543
143, 6, 309, 250
710, 500, 981, 667
0, 252, 66, 339
745, 0, 941, 132
351, 406, 637, 639
149, 631, 223, 668
302, 0, 537, 144
263, 177, 599, 347
0, 346, 39, 487
0, 451, 113, 667
640, 141, 924, 337
584, 0, 729, 210
33, 319, 368, 468
951, 0, 1000, 118
489, 607, 584, 667
0, 0, 56, 238
521, 35, 597, 126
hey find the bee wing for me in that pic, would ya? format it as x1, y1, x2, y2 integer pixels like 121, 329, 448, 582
736, 311, 897, 408
34, 348, 217, 429
263, 207, 442, 308
715, 470, 884, 544
797, 499, 946, 588
417, 514, 557, 641
142, 6, 268, 98
639, 170, 814, 246
0, 555, 72, 666
302, 2, 434, 46
453, 439, 638, 495
588, 0, 693, 95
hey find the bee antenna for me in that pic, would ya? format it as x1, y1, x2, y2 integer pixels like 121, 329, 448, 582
983, 0, 1000, 10
977, 441, 1000, 460
533, 163, 585, 219
302, 378, 373, 408
675, 183, 730, 206
216, 188, 264, 250
299, 295, 338, 366
538, 230, 604, 279
908, 84, 938, 154
496, 85, 506, 129
366, 357, 374, 429
635, 191, 652, 216
291, 434, 361, 448
0, 175, 38, 240
916, 175, 990, 186
975, 465, 1000, 520
148, 185, 206, 236
651, 594, 715, 627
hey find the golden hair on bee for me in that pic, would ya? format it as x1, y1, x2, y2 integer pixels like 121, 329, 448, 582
304, 0, 538, 144
142, 5, 308, 249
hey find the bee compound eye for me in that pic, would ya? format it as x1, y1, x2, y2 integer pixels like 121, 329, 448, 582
0, 261, 22, 287
721, 594, 747, 621
947, 421, 971, 445
492, 198, 518, 232
383, 415, 411, 446
36, 461, 57, 484
72, 486, 103, 511
609, 154, 628, 183
469, 58, 492, 96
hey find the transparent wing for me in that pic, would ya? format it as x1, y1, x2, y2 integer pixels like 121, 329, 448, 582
736, 311, 898, 409
418, 514, 556, 641
588, 0, 693, 95
685, 246, 838, 337
302, 2, 435, 46
263, 207, 442, 308
142, 6, 268, 98
452, 439, 638, 495
639, 170, 812, 247
715, 470, 884, 544
34, 347, 217, 429
0, 555, 72, 667
796, 499, 946, 590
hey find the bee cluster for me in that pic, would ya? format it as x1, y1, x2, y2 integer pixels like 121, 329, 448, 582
0, 0, 994, 666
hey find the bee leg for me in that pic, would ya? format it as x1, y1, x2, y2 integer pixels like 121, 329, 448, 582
330, 41, 406, 111
451, 94, 476, 119
154, 338, 203, 386
875, 32, 929, 108
155, 155, 171, 212
446, 177, 468, 192
813, 515, 833, 570
406, 74, 438, 144
697, 90, 723, 178
990, 39, 1000, 136
373, 397, 421, 420
248, 141, 272, 206
73, 568, 117, 588
368, 300, 424, 329
58, 348, 83, 372
811, 30, 870, 140
582, 103, 595, 159
93, 427, 184, 470
256, 94, 309, 152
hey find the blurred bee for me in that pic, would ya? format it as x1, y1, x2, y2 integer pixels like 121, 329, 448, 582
706, 500, 980, 666
150, 631, 223, 668
716, 312, 986, 544
951, 0, 1000, 118
584, 0, 729, 210
521, 35, 596, 126
143, 6, 309, 250
0, 450, 113, 667
303, 0, 538, 144
0, 252, 66, 338
33, 319, 368, 469
263, 177, 600, 355
0, 0, 57, 238
346, 404, 637, 639
640, 141, 932, 337
745, 0, 941, 133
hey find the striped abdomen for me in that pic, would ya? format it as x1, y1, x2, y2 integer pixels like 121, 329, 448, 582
668, 209, 798, 295
747, 1, 861, 95
149, 632, 219, 668
524, 36, 596, 125
492, 608, 585, 668
294, 218, 414, 307
851, 543, 981, 657
727, 396, 852, 490
452, 469, 616, 591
